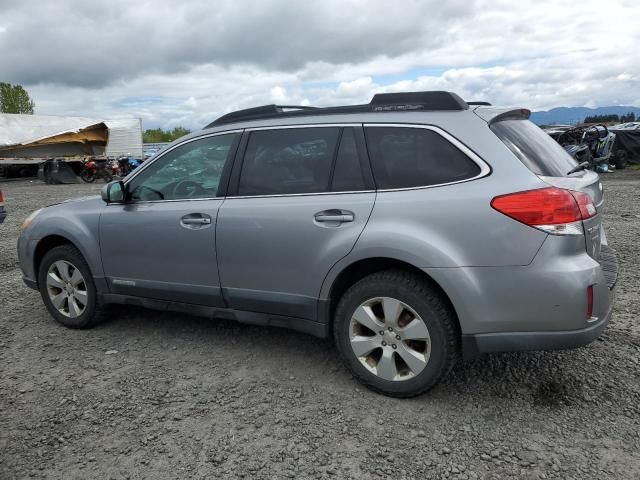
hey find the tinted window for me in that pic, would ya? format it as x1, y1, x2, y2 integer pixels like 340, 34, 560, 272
491, 120, 577, 177
128, 133, 238, 201
364, 127, 481, 189
331, 128, 366, 191
239, 128, 340, 195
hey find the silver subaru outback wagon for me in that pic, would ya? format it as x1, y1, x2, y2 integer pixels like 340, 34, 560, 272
18, 91, 617, 397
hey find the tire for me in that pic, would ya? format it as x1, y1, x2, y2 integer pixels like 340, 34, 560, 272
37, 245, 104, 329
333, 270, 459, 397
80, 169, 95, 183
103, 174, 113, 183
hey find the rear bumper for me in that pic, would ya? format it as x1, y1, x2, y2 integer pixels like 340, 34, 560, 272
462, 301, 612, 358
425, 238, 618, 358
599, 244, 618, 290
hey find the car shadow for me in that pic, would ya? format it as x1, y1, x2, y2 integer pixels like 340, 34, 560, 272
99, 304, 598, 407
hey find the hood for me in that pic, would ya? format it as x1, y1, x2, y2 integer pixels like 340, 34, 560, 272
62, 195, 101, 204
45, 194, 102, 209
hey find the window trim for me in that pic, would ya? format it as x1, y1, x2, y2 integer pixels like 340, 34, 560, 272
120, 129, 243, 204
121, 123, 491, 203
227, 123, 376, 199
363, 123, 491, 192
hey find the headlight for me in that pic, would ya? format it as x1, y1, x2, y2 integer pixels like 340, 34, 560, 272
21, 209, 42, 231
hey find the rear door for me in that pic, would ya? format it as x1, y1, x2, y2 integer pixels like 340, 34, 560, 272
490, 119, 604, 259
216, 125, 375, 320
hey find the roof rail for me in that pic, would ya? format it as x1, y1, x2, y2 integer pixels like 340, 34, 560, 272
206, 105, 317, 128
369, 91, 468, 110
276, 105, 319, 111
204, 91, 468, 128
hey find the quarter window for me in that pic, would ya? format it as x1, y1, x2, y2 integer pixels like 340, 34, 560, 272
491, 119, 578, 177
128, 133, 239, 201
364, 127, 481, 189
238, 128, 340, 196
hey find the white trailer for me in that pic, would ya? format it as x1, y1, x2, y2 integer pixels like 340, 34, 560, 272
0, 114, 143, 172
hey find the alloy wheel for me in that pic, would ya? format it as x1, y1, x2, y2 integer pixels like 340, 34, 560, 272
46, 260, 88, 318
349, 297, 431, 381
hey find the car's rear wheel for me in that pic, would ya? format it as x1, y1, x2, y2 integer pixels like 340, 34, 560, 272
333, 270, 458, 397
38, 245, 103, 329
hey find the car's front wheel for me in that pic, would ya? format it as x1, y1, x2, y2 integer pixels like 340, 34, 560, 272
38, 245, 104, 329
333, 270, 459, 397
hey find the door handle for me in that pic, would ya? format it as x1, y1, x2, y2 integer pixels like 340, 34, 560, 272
314, 210, 355, 223
182, 217, 211, 225
180, 214, 212, 228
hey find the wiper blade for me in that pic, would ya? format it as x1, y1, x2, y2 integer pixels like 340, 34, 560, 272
567, 161, 590, 175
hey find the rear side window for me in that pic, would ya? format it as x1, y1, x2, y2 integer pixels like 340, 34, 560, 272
491, 120, 577, 177
239, 127, 340, 195
364, 127, 481, 189
331, 128, 367, 191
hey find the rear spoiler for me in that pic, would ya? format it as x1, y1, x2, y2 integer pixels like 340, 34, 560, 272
473, 107, 531, 125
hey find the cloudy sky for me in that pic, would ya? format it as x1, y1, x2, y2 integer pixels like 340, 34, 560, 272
1, 0, 638, 130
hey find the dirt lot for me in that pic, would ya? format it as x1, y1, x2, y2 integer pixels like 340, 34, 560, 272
1, 172, 639, 480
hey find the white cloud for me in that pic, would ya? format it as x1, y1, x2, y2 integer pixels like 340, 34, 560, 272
1, 0, 638, 129
269, 86, 289, 104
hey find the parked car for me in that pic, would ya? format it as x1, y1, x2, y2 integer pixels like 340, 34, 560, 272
17, 91, 617, 397
0, 188, 6, 223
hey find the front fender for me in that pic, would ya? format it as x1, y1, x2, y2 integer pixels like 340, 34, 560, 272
24, 197, 106, 289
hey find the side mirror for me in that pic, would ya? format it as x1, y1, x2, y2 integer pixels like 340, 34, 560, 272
101, 180, 125, 203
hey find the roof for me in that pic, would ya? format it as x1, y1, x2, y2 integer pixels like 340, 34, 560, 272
0, 114, 144, 158
0, 113, 106, 148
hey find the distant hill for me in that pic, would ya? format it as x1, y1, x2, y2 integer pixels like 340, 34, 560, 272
530, 106, 640, 126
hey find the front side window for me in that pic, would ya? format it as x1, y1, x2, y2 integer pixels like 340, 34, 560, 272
238, 127, 340, 196
364, 127, 481, 189
128, 133, 239, 201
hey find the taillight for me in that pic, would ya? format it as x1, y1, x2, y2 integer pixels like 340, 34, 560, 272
0, 190, 4, 203
571, 190, 597, 219
587, 285, 594, 318
491, 187, 596, 235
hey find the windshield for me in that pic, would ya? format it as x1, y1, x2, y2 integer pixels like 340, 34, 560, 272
491, 120, 578, 177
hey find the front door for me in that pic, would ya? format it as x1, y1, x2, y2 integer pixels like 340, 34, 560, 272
216, 125, 375, 320
99, 132, 241, 306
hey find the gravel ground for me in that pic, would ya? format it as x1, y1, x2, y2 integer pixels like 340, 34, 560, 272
0, 173, 639, 480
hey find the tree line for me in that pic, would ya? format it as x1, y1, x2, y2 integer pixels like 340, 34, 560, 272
142, 127, 191, 143
584, 112, 636, 124
0, 82, 35, 114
